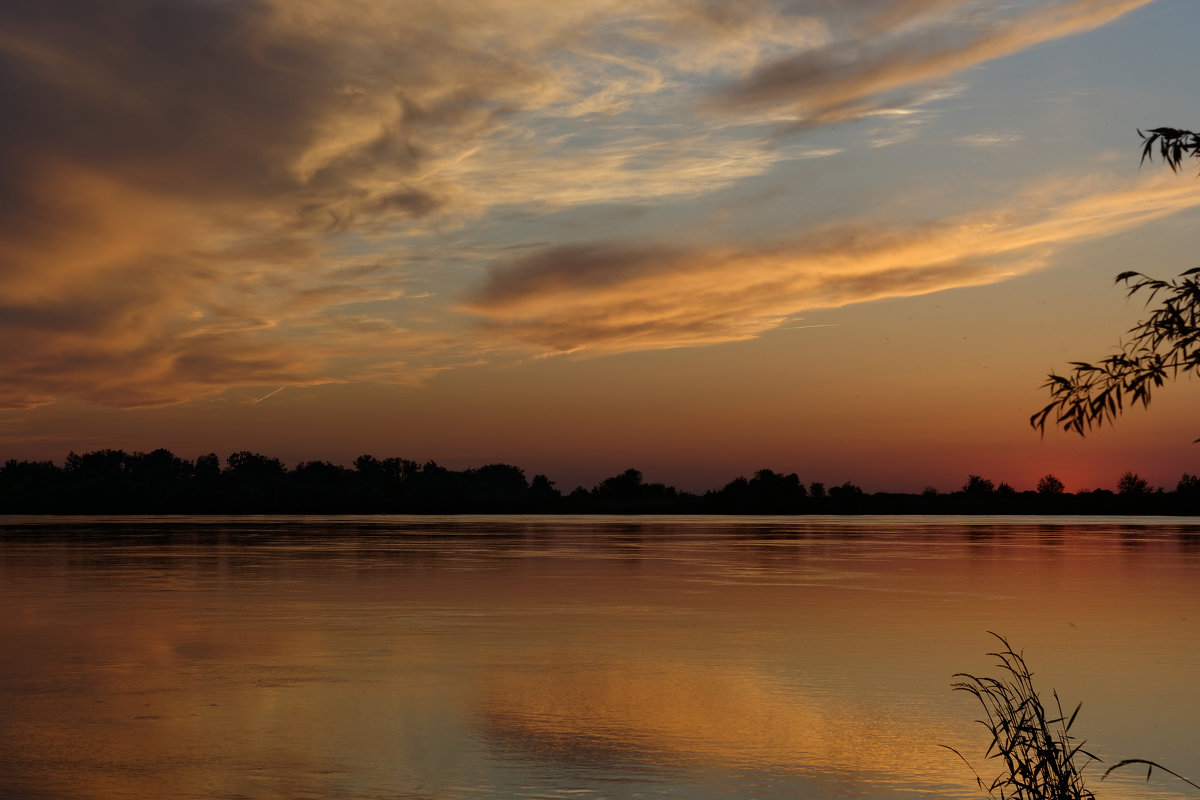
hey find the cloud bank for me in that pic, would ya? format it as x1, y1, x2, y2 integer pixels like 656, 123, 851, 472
0, 0, 1165, 407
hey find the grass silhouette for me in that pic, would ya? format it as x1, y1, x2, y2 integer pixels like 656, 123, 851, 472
947, 633, 1200, 799
945, 633, 1098, 800
1103, 759, 1200, 793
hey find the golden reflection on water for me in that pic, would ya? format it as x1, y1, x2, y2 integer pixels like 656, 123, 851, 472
477, 661, 955, 785
1, 517, 1199, 800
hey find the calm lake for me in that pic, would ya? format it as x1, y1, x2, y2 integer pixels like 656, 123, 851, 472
2, 515, 1199, 800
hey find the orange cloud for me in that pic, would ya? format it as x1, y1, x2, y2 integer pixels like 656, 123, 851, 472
1, 0, 794, 408
464, 176, 1200, 354
0, 0, 1169, 409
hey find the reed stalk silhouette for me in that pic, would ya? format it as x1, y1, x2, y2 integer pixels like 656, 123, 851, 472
945, 633, 1098, 800
948, 634, 1200, 799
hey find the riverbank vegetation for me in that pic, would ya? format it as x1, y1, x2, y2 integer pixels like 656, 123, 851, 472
3, 449, 1200, 515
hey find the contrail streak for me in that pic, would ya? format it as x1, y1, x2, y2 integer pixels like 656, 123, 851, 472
251, 386, 287, 405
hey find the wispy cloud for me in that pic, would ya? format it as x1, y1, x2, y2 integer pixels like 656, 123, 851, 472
706, 0, 1155, 129
956, 132, 1026, 147
0, 0, 1166, 409
464, 175, 1200, 355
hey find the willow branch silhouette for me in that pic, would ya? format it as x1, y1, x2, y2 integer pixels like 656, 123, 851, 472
1032, 127, 1200, 438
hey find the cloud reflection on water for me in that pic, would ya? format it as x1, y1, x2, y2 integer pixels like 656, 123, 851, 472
2, 517, 1200, 800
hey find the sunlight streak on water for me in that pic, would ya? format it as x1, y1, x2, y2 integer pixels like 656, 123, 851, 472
1, 516, 1199, 800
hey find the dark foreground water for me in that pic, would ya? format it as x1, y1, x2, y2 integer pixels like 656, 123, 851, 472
2, 515, 1199, 800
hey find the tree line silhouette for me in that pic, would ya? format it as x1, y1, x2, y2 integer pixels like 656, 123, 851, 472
2, 449, 1198, 515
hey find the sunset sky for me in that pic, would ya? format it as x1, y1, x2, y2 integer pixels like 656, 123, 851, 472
3, 0, 1200, 493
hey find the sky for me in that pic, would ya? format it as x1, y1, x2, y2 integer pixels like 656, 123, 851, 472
3, 0, 1200, 494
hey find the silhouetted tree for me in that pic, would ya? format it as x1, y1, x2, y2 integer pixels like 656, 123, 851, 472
596, 468, 644, 498
827, 481, 865, 512
403, 460, 460, 512
1177, 472, 1200, 495
963, 474, 995, 495
189, 453, 222, 510
195, 452, 221, 481
128, 448, 193, 511
589, 467, 681, 512
1117, 471, 1151, 495
1033, 128, 1200, 437
721, 476, 750, 495
63, 449, 136, 512
353, 454, 414, 511
223, 451, 287, 511
529, 474, 560, 509
828, 481, 863, 498
706, 469, 807, 513
291, 460, 355, 512
1114, 470, 1154, 513
1036, 474, 1066, 495
565, 485, 591, 510
0, 458, 61, 512
1174, 472, 1200, 513
464, 464, 529, 511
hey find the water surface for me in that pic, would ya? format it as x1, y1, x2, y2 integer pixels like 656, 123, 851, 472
2, 515, 1198, 800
